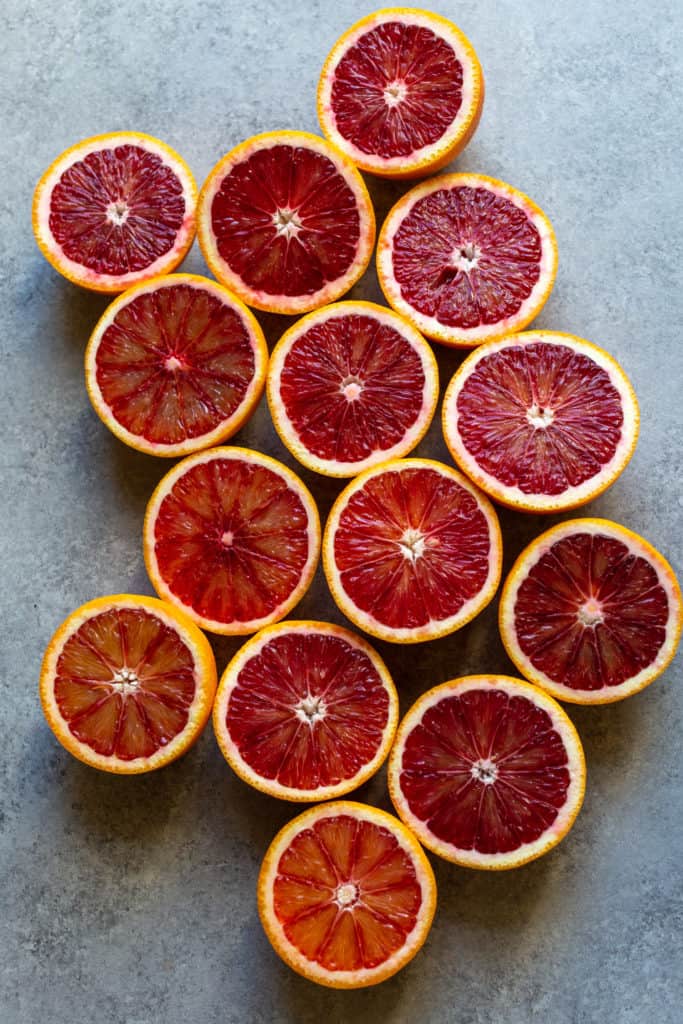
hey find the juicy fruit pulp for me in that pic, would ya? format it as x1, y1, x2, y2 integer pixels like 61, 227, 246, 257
269, 304, 437, 473
52, 606, 197, 760
269, 812, 427, 975
88, 277, 265, 452
146, 451, 318, 634
330, 20, 463, 160
511, 530, 674, 693
50, 144, 186, 275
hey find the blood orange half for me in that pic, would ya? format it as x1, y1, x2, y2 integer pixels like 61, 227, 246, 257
443, 331, 639, 511
499, 519, 682, 704
377, 173, 558, 347
257, 801, 436, 988
323, 457, 502, 643
213, 620, 398, 800
144, 447, 320, 635
85, 274, 268, 457
317, 8, 484, 179
33, 132, 196, 293
267, 301, 438, 476
39, 594, 217, 773
389, 676, 586, 869
197, 131, 375, 315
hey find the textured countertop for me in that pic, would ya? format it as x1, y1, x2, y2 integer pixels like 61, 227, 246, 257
2, 1, 682, 1021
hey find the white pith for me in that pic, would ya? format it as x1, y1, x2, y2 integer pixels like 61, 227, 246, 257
323, 457, 503, 643
212, 620, 399, 801
319, 9, 482, 174
500, 519, 683, 704
442, 331, 640, 511
258, 801, 436, 987
34, 133, 196, 290
85, 274, 267, 457
377, 173, 558, 347
389, 676, 586, 869
197, 131, 375, 315
144, 448, 320, 636
267, 301, 439, 478
39, 595, 215, 773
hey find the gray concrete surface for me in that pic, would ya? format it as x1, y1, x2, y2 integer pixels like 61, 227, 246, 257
2, 0, 682, 1021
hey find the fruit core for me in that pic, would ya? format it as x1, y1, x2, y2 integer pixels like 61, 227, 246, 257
526, 403, 555, 429
452, 242, 480, 272
398, 528, 426, 563
106, 200, 130, 226
295, 694, 327, 724
340, 375, 363, 401
111, 667, 140, 695
383, 80, 407, 107
273, 207, 302, 240
335, 882, 359, 907
470, 757, 498, 784
578, 598, 603, 627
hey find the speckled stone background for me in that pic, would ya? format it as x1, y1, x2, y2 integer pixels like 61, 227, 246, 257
2, 0, 682, 1021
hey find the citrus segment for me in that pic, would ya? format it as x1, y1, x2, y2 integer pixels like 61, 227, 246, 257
144, 447, 320, 635
323, 457, 502, 643
33, 133, 196, 292
39, 595, 217, 773
318, 9, 484, 178
377, 173, 558, 347
267, 301, 438, 476
499, 519, 682, 703
443, 331, 639, 511
258, 801, 436, 987
213, 621, 398, 800
197, 131, 375, 314
389, 676, 585, 868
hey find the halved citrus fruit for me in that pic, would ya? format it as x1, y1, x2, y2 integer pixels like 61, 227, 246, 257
85, 274, 268, 457
377, 172, 558, 347
213, 620, 398, 800
257, 801, 436, 987
442, 331, 639, 511
33, 132, 196, 293
39, 594, 217, 773
317, 8, 484, 179
267, 301, 438, 477
144, 447, 320, 635
389, 675, 586, 869
197, 131, 375, 315
499, 519, 682, 704
323, 457, 502, 643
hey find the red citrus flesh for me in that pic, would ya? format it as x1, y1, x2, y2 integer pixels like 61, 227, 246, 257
87, 276, 265, 453
53, 606, 197, 760
329, 21, 463, 160
512, 531, 673, 691
220, 625, 394, 795
272, 812, 424, 970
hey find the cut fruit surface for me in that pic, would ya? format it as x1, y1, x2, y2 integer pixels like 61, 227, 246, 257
389, 676, 585, 869
499, 519, 682, 704
213, 621, 398, 800
318, 8, 484, 179
258, 801, 436, 987
377, 173, 558, 347
33, 132, 196, 292
39, 594, 217, 773
85, 274, 268, 457
323, 457, 502, 643
197, 131, 375, 315
144, 447, 320, 635
443, 331, 639, 511
267, 301, 438, 476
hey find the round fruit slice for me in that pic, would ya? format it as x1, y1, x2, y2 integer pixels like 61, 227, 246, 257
389, 676, 586, 869
267, 301, 438, 476
258, 801, 436, 987
443, 331, 639, 511
318, 8, 484, 179
213, 621, 398, 800
377, 173, 558, 347
144, 447, 320, 635
197, 131, 375, 315
33, 132, 196, 293
323, 457, 502, 643
499, 519, 682, 704
85, 274, 268, 457
39, 594, 217, 773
